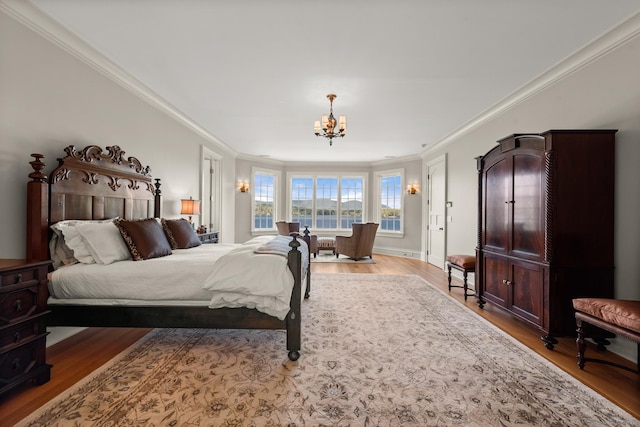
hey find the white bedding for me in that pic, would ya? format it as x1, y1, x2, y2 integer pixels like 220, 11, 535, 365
48, 235, 309, 320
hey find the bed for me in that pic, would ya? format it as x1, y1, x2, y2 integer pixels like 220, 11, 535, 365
25, 144, 310, 361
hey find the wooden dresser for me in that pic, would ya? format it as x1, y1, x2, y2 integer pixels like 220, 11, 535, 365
475, 130, 616, 349
0, 259, 51, 396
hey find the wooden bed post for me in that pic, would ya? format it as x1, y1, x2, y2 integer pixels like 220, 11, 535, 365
154, 178, 161, 218
286, 236, 302, 361
302, 227, 311, 298
27, 154, 49, 262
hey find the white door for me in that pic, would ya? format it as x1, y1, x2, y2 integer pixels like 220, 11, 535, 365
201, 146, 221, 233
426, 155, 446, 268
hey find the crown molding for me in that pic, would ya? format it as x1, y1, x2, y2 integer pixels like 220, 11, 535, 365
237, 151, 421, 168
422, 11, 640, 157
236, 153, 285, 166
0, 0, 237, 157
369, 153, 421, 167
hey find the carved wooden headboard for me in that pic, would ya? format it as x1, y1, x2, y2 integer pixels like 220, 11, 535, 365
26, 145, 161, 261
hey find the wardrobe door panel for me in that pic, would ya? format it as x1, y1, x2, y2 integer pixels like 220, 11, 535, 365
510, 260, 545, 327
482, 253, 509, 308
483, 158, 510, 254
511, 153, 545, 260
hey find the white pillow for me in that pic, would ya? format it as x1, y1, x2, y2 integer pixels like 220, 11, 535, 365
58, 224, 96, 264
50, 218, 118, 268
76, 222, 132, 265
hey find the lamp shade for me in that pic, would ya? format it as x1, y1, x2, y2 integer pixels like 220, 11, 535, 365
180, 198, 201, 216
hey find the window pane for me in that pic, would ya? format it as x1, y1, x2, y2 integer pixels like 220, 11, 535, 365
254, 173, 274, 229
341, 177, 363, 228
316, 177, 338, 229
380, 174, 401, 231
291, 177, 313, 228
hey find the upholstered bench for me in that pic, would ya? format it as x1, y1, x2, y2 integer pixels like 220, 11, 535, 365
446, 254, 476, 301
573, 298, 640, 374
316, 238, 336, 256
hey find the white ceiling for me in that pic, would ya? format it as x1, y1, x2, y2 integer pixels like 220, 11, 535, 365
28, 0, 640, 162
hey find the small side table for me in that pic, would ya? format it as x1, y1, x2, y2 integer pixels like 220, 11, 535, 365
197, 231, 219, 244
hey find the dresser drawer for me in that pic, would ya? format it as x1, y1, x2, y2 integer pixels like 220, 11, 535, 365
0, 261, 48, 288
0, 314, 47, 352
0, 286, 43, 325
0, 335, 47, 385
0, 270, 38, 288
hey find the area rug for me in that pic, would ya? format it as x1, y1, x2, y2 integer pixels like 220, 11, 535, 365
311, 253, 375, 263
18, 274, 637, 426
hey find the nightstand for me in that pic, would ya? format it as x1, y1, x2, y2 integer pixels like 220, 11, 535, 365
0, 259, 52, 396
197, 231, 219, 244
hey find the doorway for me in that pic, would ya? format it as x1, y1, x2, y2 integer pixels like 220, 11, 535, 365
425, 154, 447, 268
200, 146, 222, 234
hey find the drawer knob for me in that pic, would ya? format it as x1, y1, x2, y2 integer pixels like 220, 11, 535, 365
14, 273, 22, 284
12, 358, 22, 371
13, 331, 21, 343
14, 299, 22, 311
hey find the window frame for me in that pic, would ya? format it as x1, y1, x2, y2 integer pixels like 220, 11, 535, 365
251, 166, 281, 234
286, 172, 367, 232
374, 168, 405, 237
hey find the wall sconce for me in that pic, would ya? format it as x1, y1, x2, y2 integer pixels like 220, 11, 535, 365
180, 197, 201, 226
239, 182, 250, 193
407, 184, 419, 195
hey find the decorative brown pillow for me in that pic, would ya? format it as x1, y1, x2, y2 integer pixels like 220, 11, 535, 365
161, 218, 202, 249
115, 218, 172, 261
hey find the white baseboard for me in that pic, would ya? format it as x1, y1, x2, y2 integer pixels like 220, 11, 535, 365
47, 326, 87, 347
589, 338, 637, 364
373, 246, 423, 259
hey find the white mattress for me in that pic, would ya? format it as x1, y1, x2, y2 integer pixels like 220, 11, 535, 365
48, 236, 308, 320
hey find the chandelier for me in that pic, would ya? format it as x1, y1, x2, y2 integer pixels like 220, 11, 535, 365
314, 93, 346, 146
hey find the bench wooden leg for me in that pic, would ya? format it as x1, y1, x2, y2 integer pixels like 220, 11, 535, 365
462, 270, 469, 301
575, 311, 640, 374
576, 318, 587, 370
447, 263, 475, 301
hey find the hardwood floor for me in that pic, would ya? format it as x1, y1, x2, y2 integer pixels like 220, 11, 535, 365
1, 254, 638, 424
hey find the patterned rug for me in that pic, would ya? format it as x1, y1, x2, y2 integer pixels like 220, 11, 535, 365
18, 274, 637, 426
311, 253, 375, 263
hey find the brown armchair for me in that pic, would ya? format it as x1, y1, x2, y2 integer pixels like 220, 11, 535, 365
276, 221, 300, 236
335, 222, 379, 260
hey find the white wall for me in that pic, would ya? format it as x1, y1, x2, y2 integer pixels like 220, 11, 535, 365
0, 8, 237, 258
423, 22, 640, 361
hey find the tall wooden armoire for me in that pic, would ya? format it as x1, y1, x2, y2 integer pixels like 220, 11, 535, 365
475, 130, 616, 349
